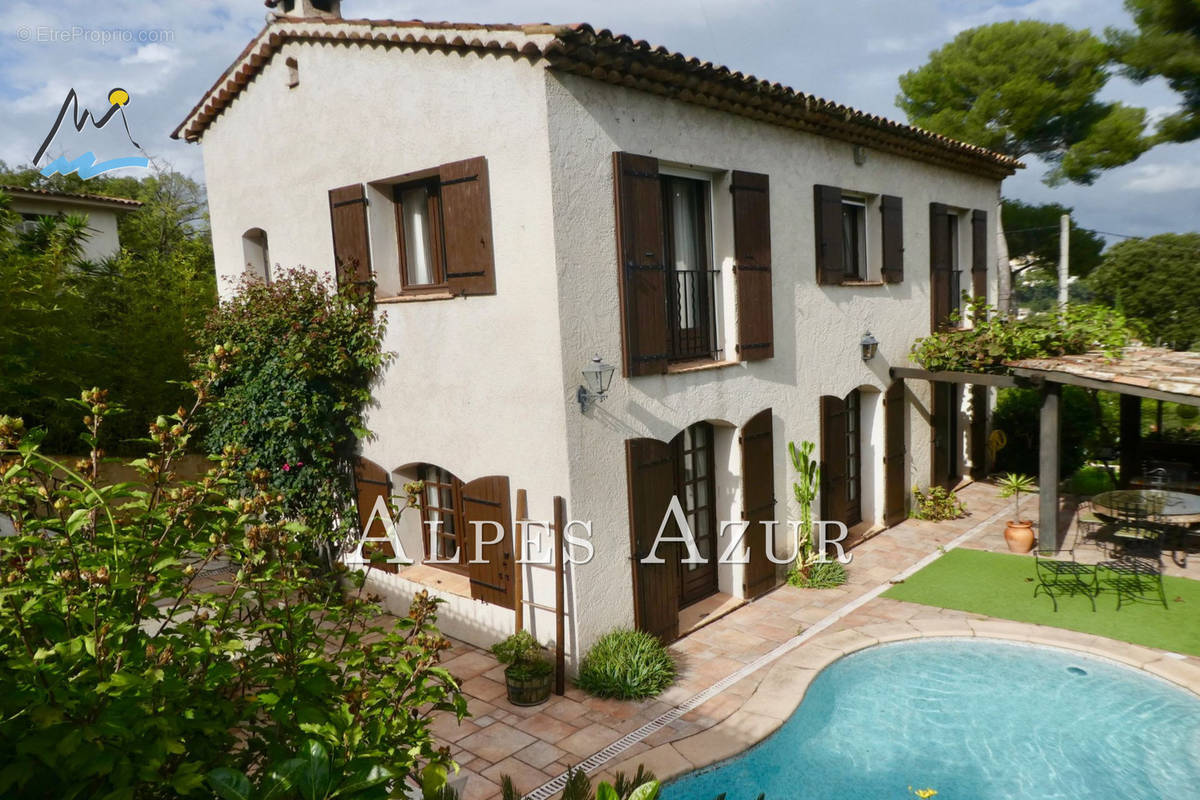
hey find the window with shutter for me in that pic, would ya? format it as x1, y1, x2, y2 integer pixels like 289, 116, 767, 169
614, 153, 670, 376
459, 474, 515, 609
732, 171, 773, 361
626, 437, 680, 642
881, 195, 904, 283
814, 184, 844, 285
353, 457, 396, 573
971, 209, 988, 300
929, 202, 957, 330
741, 409, 778, 599
328, 183, 372, 291
372, 157, 496, 299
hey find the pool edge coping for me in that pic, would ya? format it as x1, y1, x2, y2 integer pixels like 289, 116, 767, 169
611, 623, 1200, 786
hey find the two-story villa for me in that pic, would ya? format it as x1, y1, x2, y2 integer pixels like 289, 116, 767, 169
174, 0, 1020, 662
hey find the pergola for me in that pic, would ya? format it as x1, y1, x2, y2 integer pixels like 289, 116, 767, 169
893, 347, 1200, 551
1008, 348, 1200, 549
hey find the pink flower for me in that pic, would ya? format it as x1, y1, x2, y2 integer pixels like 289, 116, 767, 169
282, 463, 291, 472
296, 461, 304, 467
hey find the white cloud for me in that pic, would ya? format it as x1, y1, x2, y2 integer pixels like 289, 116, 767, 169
1124, 164, 1200, 194
121, 43, 175, 65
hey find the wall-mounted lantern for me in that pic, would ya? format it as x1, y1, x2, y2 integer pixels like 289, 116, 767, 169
860, 331, 879, 361
577, 354, 616, 412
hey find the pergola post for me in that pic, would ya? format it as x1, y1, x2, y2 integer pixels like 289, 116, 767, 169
1038, 383, 1060, 552
1118, 394, 1141, 488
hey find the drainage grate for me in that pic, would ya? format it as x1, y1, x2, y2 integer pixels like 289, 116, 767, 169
521, 505, 1011, 800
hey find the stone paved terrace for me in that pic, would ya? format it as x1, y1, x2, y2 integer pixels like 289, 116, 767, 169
425, 482, 1200, 800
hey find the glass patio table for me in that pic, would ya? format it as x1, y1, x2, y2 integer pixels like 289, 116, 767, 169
1092, 489, 1200, 522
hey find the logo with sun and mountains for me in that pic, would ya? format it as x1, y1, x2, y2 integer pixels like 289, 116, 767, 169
34, 87, 150, 179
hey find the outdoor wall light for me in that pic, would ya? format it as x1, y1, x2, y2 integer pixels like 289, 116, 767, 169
860, 331, 879, 361
577, 354, 616, 412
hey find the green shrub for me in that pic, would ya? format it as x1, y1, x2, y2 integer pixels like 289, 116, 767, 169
0, 381, 464, 799
910, 486, 967, 521
196, 269, 389, 559
577, 630, 676, 700
492, 630, 552, 680
1064, 465, 1115, 496
992, 386, 1100, 477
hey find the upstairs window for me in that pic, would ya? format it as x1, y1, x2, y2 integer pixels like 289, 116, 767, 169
613, 152, 774, 376
328, 156, 496, 299
241, 227, 271, 283
815, 185, 904, 285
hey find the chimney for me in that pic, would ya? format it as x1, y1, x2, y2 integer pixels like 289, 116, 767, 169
265, 0, 342, 19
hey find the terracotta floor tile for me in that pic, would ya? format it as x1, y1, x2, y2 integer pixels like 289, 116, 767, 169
558, 723, 622, 757
457, 722, 537, 763
479, 756, 550, 795
513, 740, 568, 770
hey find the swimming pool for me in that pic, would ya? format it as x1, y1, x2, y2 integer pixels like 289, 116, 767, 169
662, 639, 1200, 800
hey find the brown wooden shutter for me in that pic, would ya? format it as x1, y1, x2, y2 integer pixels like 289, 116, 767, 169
929, 202, 952, 330
731, 171, 774, 361
971, 208, 988, 300
741, 409, 779, 599
439, 157, 496, 296
329, 184, 371, 290
614, 152, 669, 377
626, 438, 679, 642
459, 475, 515, 609
353, 457, 396, 573
883, 382, 907, 527
814, 184, 844, 285
820, 395, 850, 526
881, 194, 904, 283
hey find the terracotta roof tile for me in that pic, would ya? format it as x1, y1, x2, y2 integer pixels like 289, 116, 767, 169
1009, 348, 1200, 403
171, 18, 1022, 179
1, 184, 142, 209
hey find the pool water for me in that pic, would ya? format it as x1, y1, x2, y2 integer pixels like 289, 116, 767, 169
662, 639, 1200, 800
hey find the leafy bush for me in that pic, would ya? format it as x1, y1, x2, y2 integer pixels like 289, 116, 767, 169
910, 297, 1133, 374
0, 174, 216, 455
0, 379, 464, 798
991, 386, 1101, 477
501, 765, 660, 800
910, 486, 967, 521
577, 630, 676, 700
492, 630, 552, 680
196, 269, 389, 556
1064, 466, 1115, 496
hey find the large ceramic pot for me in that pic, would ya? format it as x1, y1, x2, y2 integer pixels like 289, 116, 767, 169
504, 665, 553, 706
1004, 520, 1036, 553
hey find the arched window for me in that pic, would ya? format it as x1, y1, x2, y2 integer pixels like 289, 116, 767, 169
242, 228, 270, 283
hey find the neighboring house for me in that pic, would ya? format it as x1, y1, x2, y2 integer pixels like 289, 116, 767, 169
2, 185, 141, 262
174, 0, 1020, 660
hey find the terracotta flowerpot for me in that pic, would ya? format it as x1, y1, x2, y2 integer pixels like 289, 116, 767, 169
1004, 520, 1036, 553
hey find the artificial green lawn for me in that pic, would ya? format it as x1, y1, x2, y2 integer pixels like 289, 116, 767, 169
883, 548, 1200, 657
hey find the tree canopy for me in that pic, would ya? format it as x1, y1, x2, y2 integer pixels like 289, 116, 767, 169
1002, 199, 1106, 279
1109, 0, 1200, 143
0, 165, 216, 453
897, 20, 1150, 185
1084, 232, 1200, 350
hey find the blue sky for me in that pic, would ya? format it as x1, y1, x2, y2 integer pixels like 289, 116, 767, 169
1, 0, 1196, 242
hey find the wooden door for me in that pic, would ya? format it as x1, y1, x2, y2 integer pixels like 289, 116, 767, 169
353, 457, 396, 573
820, 395, 850, 526
626, 438, 680, 643
741, 409, 779, 600
676, 424, 719, 608
884, 381, 908, 526
460, 475, 515, 609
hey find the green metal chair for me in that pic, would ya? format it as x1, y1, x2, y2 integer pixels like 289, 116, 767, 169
1032, 527, 1099, 612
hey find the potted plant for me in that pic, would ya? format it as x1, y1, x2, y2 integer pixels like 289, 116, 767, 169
997, 472, 1036, 553
491, 630, 553, 706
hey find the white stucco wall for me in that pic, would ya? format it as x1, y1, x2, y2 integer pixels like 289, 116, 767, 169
199, 36, 571, 651
195, 29, 1005, 663
542, 72, 1002, 653
10, 197, 124, 262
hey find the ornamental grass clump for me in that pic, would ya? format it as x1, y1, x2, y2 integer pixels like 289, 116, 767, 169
577, 629, 676, 700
